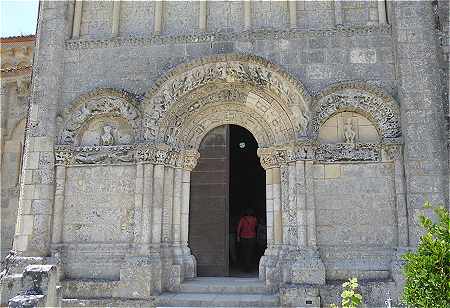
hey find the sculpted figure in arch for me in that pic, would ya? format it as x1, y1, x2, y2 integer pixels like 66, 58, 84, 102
100, 124, 115, 146
344, 118, 356, 144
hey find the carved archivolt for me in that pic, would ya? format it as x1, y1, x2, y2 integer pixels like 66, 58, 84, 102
142, 54, 311, 145
310, 82, 401, 141
59, 88, 141, 145
160, 86, 294, 148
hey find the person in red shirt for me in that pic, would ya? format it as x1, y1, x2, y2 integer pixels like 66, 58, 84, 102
237, 208, 258, 272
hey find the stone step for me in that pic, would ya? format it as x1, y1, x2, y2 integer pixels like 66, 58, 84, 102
61, 279, 120, 299
180, 277, 268, 294
157, 292, 280, 307
62, 298, 153, 307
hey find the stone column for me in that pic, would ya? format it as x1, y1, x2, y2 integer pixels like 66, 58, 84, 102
272, 166, 283, 245
111, 0, 121, 36
244, 0, 251, 30
151, 164, 165, 246
378, 0, 387, 25
162, 167, 174, 243
296, 161, 307, 247
13, 1, 69, 257
199, 0, 207, 31
172, 167, 183, 264
304, 160, 318, 247
257, 148, 282, 289
50, 166, 65, 245
179, 150, 199, 279
139, 163, 154, 254
154, 0, 163, 34
288, 0, 297, 29
392, 1, 449, 245
383, 144, 409, 247
334, 0, 343, 26
72, 0, 83, 38
265, 169, 274, 246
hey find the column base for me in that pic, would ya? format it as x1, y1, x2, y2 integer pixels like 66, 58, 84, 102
282, 247, 325, 285
116, 255, 162, 299
259, 245, 281, 291
181, 246, 197, 279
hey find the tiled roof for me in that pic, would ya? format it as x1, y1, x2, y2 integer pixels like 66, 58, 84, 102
0, 35, 35, 43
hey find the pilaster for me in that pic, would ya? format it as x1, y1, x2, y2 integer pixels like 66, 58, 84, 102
13, 1, 69, 257
392, 0, 449, 245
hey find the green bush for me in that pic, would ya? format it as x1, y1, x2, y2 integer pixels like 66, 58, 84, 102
402, 202, 450, 307
330, 277, 363, 308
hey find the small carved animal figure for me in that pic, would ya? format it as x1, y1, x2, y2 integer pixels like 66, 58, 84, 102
100, 125, 115, 146
344, 118, 356, 144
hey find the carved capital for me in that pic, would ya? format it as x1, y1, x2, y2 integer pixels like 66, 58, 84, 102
257, 147, 279, 169
382, 144, 403, 162
182, 149, 200, 171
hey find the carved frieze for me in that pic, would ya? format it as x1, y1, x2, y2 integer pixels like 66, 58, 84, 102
55, 145, 135, 165
315, 143, 380, 162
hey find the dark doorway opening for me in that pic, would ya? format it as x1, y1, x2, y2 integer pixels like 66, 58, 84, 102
189, 125, 265, 277
229, 125, 266, 277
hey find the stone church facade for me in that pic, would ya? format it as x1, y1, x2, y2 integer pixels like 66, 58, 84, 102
1, 1, 449, 307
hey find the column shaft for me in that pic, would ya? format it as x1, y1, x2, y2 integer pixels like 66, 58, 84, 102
199, 0, 207, 31
265, 169, 274, 246
305, 161, 317, 247
151, 164, 165, 244
180, 170, 190, 246
140, 164, 154, 252
172, 168, 183, 244
111, 0, 121, 36
162, 166, 174, 243
334, 0, 343, 26
51, 166, 66, 244
154, 1, 163, 34
272, 167, 283, 244
244, 1, 251, 30
72, 0, 83, 38
296, 161, 307, 247
378, 0, 387, 25
288, 0, 297, 28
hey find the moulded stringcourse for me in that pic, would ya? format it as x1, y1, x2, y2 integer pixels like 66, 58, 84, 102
64, 25, 392, 50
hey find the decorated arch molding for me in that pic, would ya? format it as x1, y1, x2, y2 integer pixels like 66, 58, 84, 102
142, 53, 312, 147
309, 81, 401, 141
59, 88, 141, 145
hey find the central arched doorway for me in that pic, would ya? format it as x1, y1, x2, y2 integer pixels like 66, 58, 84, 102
189, 124, 266, 277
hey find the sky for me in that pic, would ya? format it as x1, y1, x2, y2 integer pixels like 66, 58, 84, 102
1, 0, 39, 37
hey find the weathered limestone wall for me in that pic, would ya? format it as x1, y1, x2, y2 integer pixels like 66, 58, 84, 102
392, 1, 449, 245
313, 163, 395, 280
61, 165, 136, 279
1, 36, 34, 259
